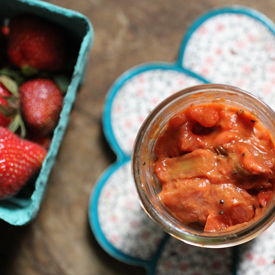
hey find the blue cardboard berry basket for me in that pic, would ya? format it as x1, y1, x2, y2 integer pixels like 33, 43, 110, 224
0, 0, 93, 225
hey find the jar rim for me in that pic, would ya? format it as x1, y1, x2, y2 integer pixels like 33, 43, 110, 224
132, 84, 275, 248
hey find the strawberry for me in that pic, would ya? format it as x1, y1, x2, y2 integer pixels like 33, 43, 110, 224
0, 127, 47, 199
0, 82, 12, 127
19, 78, 63, 137
26, 134, 52, 151
7, 15, 66, 72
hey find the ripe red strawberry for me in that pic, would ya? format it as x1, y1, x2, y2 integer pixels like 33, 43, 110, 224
26, 134, 52, 151
7, 15, 66, 72
19, 78, 63, 137
0, 82, 12, 127
0, 127, 47, 199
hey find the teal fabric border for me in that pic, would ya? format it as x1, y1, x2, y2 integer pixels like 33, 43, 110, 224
102, 62, 208, 161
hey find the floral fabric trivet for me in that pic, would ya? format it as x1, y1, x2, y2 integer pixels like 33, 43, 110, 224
89, 6, 275, 275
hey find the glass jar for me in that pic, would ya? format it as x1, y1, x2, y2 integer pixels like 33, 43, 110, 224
132, 84, 275, 248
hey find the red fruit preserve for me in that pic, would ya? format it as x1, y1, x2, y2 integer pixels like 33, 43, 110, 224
154, 102, 275, 232
132, 84, 275, 248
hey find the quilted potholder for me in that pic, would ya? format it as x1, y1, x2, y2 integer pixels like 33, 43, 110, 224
89, 6, 275, 275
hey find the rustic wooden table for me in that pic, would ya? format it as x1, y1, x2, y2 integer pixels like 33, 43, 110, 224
0, 0, 275, 274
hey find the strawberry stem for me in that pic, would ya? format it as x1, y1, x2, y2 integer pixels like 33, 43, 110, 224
21, 65, 39, 77
0, 75, 19, 97
0, 68, 25, 87
0, 103, 17, 117
8, 113, 26, 138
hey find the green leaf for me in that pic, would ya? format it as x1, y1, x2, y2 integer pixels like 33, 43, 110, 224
0, 104, 17, 118
53, 74, 70, 94
0, 75, 19, 97
21, 65, 39, 77
8, 113, 26, 139
0, 68, 25, 86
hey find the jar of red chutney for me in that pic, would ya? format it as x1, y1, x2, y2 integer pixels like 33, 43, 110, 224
132, 84, 275, 248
